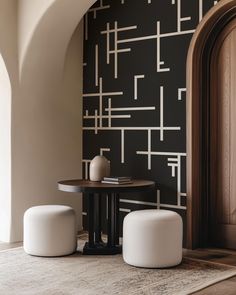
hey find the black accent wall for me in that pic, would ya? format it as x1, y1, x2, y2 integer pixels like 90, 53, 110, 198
82, 0, 218, 238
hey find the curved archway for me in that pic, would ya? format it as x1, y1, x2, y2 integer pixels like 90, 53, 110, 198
19, 0, 96, 76
0, 0, 98, 241
0, 54, 12, 242
10, 0, 95, 241
186, 0, 236, 249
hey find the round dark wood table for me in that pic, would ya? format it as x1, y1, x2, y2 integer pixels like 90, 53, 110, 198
58, 179, 156, 255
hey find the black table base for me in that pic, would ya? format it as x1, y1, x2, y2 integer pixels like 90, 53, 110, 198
58, 179, 156, 255
83, 242, 122, 255
85, 193, 121, 255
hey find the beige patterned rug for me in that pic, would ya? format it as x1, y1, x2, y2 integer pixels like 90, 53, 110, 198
1, 241, 236, 295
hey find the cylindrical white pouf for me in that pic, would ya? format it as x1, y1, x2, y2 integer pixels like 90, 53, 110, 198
123, 209, 183, 268
24, 205, 77, 257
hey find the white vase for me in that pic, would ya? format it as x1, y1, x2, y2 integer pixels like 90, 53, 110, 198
89, 155, 110, 181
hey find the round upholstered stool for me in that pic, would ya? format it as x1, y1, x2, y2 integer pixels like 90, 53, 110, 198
24, 205, 77, 257
123, 209, 183, 268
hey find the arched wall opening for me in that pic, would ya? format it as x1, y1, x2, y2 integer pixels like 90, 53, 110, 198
0, 54, 12, 242
0, 0, 96, 242
186, 0, 236, 249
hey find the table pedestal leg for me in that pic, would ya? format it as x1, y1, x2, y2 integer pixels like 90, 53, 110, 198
115, 194, 120, 245
94, 194, 103, 243
83, 193, 121, 255
106, 193, 122, 254
84, 193, 104, 254
88, 193, 94, 248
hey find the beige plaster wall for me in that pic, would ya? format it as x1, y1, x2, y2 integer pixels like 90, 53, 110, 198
0, 55, 12, 242
10, 22, 84, 241
0, 0, 95, 242
0, 0, 18, 242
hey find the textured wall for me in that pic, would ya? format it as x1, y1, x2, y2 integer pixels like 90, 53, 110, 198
83, 0, 218, 237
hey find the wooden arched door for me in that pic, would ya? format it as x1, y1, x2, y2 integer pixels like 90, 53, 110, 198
209, 19, 236, 249
186, 0, 236, 250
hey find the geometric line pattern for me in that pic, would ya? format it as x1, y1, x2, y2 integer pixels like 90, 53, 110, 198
83, 0, 218, 232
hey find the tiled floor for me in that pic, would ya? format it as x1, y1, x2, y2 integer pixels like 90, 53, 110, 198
1, 238, 236, 294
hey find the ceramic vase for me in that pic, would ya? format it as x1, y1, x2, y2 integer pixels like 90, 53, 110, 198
89, 155, 110, 181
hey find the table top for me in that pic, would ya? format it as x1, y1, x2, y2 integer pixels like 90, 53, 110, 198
58, 179, 156, 193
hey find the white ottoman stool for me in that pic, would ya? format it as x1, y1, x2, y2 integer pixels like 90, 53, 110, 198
24, 205, 77, 257
123, 209, 183, 268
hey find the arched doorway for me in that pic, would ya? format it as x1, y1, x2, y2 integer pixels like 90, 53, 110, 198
187, 0, 236, 249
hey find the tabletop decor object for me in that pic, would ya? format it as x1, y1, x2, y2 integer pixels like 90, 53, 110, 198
89, 155, 110, 181
102, 176, 132, 184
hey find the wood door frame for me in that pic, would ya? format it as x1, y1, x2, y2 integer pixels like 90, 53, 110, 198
186, 0, 236, 249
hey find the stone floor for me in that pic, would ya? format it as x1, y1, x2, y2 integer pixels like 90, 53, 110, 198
1, 237, 236, 294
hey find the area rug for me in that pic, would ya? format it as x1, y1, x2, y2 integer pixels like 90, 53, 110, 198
1, 242, 236, 295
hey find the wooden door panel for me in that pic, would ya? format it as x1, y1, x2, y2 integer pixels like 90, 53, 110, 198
212, 224, 236, 249
210, 20, 236, 249
229, 28, 236, 225
217, 33, 230, 225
